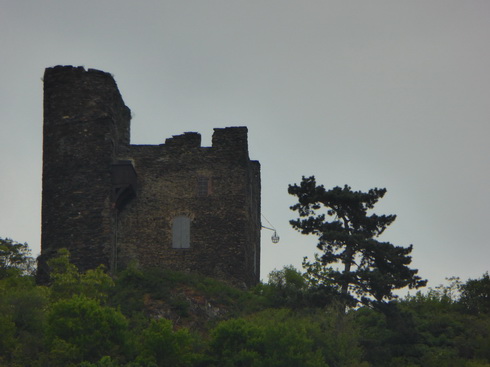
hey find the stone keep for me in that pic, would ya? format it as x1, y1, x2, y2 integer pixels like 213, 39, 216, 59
39, 66, 261, 287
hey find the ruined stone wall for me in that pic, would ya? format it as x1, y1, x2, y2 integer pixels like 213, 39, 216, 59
40, 66, 260, 286
116, 128, 261, 286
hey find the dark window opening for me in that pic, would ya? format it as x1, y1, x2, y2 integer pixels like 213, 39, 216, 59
197, 176, 211, 197
110, 160, 137, 210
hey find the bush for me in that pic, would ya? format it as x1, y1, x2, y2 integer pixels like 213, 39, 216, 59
45, 295, 129, 365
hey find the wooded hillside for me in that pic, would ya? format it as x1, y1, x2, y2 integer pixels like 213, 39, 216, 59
1, 238, 490, 366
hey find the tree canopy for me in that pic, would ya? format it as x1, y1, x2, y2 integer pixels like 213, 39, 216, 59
459, 272, 490, 315
289, 176, 427, 308
0, 237, 35, 279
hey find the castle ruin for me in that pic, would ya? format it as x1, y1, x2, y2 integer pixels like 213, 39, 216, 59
38, 66, 261, 287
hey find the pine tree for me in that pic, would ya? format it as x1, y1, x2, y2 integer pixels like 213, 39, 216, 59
289, 176, 427, 308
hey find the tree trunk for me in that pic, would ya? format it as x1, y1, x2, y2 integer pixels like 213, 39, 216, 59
341, 244, 354, 297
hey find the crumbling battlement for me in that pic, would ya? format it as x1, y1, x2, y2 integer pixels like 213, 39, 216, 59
39, 66, 261, 287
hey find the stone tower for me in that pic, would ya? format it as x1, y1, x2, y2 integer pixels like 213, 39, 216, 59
39, 66, 261, 287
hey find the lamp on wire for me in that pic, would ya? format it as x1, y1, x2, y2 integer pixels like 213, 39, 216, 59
261, 214, 280, 244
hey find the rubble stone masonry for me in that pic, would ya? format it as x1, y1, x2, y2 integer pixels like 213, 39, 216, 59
39, 66, 260, 287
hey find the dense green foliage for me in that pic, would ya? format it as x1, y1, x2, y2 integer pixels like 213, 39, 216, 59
0, 237, 36, 279
460, 272, 490, 315
289, 176, 427, 308
1, 239, 490, 366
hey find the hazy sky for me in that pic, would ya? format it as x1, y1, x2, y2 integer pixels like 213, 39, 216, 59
1, 1, 489, 289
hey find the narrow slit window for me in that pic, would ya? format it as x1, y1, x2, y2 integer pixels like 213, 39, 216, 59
197, 176, 211, 197
172, 216, 190, 249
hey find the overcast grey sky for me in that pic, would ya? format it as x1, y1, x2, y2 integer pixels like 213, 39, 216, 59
1, 1, 489, 289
